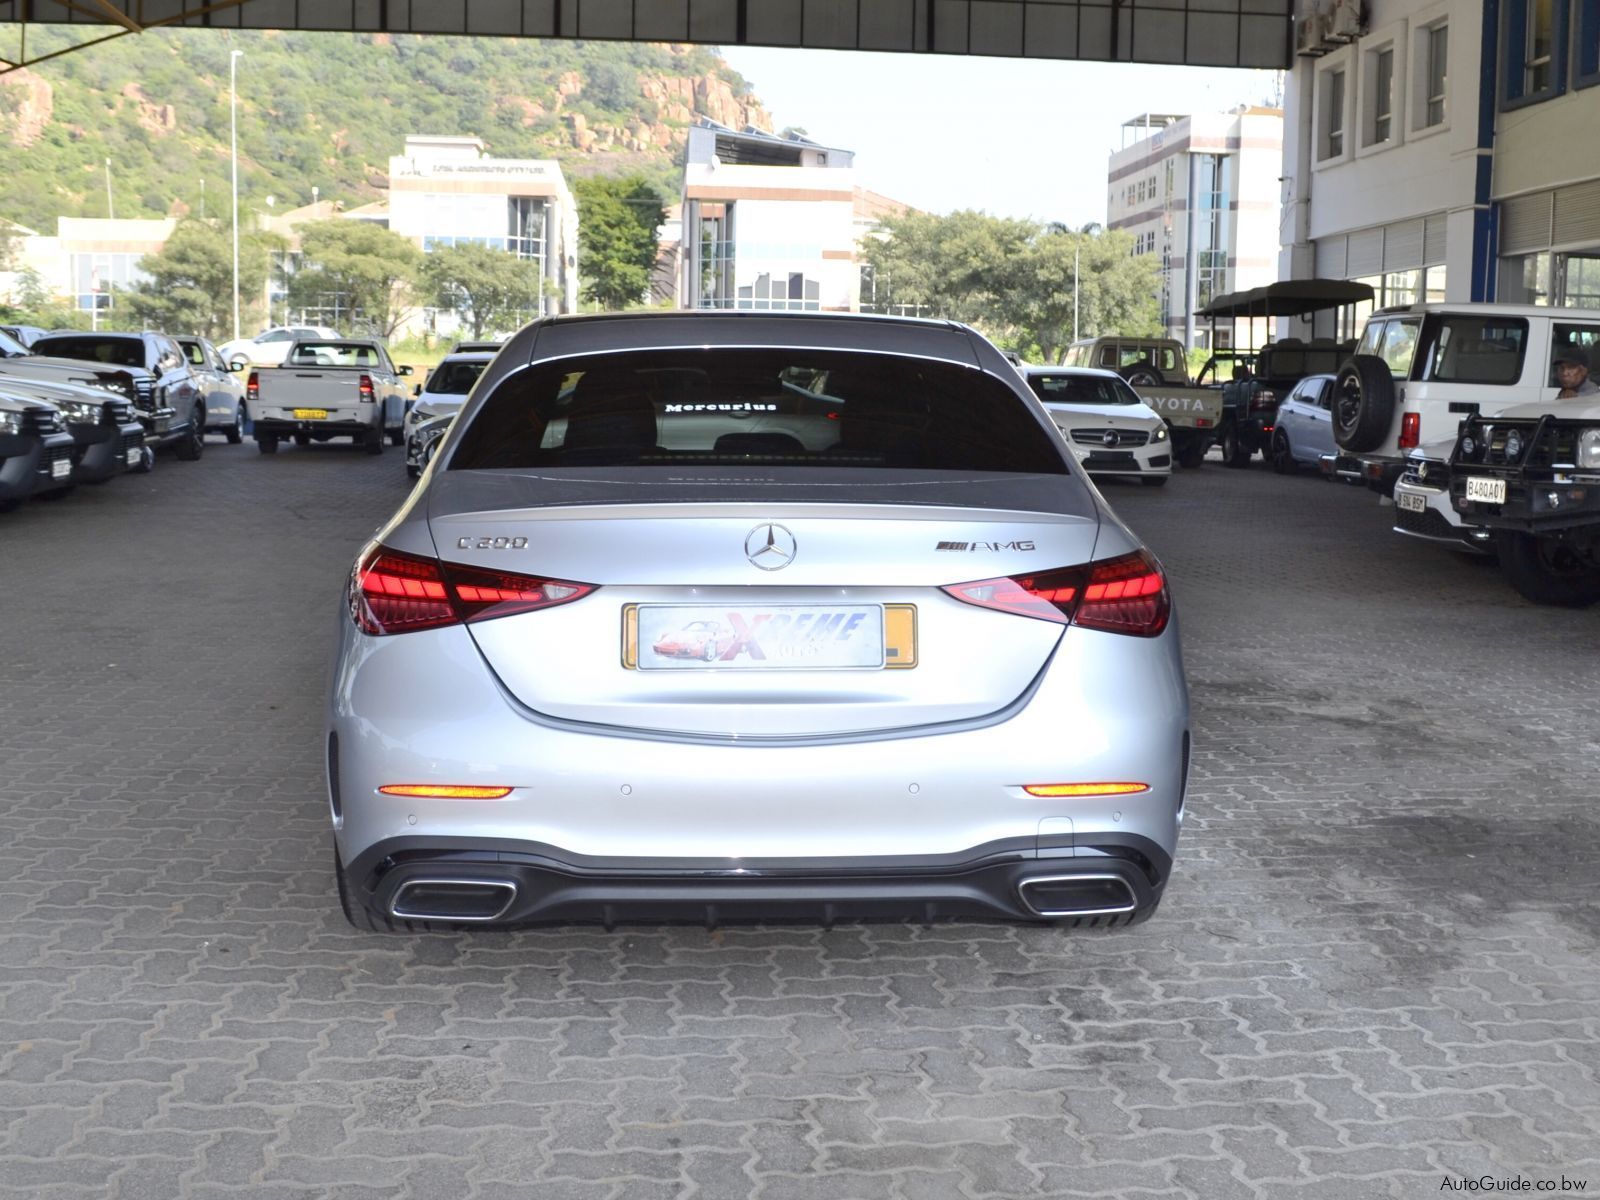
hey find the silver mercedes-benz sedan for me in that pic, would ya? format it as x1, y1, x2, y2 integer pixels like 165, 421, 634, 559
328, 312, 1190, 931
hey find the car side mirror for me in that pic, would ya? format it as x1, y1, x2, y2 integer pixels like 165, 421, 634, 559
230, 357, 248, 372
398, 365, 414, 377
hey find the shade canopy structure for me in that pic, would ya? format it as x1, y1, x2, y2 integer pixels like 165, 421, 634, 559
1, 0, 1293, 75
1197, 280, 1377, 320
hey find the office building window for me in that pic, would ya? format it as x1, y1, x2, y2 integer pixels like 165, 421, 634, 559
1504, 0, 1568, 105
1372, 48, 1395, 143
1425, 25, 1449, 124
1579, 0, 1600, 86
1320, 68, 1347, 159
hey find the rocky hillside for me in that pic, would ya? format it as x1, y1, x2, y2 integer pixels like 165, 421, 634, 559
0, 29, 771, 225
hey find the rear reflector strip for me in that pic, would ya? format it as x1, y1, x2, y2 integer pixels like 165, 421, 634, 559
378, 785, 514, 799
1024, 783, 1150, 798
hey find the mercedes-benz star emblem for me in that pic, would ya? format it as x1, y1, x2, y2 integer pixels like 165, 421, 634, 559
1101, 430, 1122, 447
745, 523, 797, 571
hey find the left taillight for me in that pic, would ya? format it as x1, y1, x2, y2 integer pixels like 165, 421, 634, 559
358, 373, 375, 402
1399, 411, 1420, 449
246, 371, 259, 402
941, 549, 1170, 638
349, 545, 596, 636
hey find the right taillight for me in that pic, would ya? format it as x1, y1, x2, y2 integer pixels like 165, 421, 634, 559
942, 549, 1170, 638
349, 545, 596, 636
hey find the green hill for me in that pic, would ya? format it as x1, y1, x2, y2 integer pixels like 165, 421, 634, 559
0, 28, 770, 227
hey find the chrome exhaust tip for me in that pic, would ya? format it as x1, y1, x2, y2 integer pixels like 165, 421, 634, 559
389, 878, 518, 922
1017, 874, 1138, 919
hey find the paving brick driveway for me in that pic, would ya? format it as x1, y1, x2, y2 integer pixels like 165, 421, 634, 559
1, 442, 1597, 1199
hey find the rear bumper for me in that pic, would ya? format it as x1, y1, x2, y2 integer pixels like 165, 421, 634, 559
254, 416, 374, 438
344, 834, 1172, 928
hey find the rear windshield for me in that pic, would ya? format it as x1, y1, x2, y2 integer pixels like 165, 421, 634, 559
288, 342, 383, 367
34, 336, 144, 368
426, 360, 488, 395
449, 349, 1067, 474
1027, 374, 1141, 406
1423, 316, 1528, 386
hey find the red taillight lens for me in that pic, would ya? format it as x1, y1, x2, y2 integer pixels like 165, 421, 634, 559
246, 371, 259, 402
942, 549, 1169, 638
350, 545, 596, 636
940, 565, 1086, 624
1075, 549, 1170, 637
359, 373, 375, 401
1399, 411, 1420, 449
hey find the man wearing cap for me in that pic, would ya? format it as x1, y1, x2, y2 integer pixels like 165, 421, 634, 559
1554, 347, 1599, 399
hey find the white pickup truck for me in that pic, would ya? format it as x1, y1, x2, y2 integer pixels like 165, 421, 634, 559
247, 339, 412, 456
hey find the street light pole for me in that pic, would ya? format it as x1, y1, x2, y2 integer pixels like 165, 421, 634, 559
104, 158, 114, 220
1072, 242, 1080, 344
230, 48, 243, 342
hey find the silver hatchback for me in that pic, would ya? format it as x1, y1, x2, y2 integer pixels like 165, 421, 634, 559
328, 313, 1190, 930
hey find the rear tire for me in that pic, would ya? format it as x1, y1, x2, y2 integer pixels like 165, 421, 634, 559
335, 843, 390, 932
293, 432, 312, 448
174, 404, 205, 461
1270, 429, 1296, 475
1176, 444, 1205, 469
365, 427, 384, 456
1221, 423, 1252, 469
388, 428, 404, 447
257, 435, 279, 455
1496, 532, 1600, 607
1140, 475, 1169, 488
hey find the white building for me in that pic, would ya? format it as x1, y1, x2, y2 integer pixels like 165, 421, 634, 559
1282, 0, 1600, 327
679, 122, 861, 312
1107, 108, 1285, 348
388, 135, 580, 318
1, 217, 175, 318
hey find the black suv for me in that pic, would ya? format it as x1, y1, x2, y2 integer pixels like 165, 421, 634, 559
29, 331, 207, 460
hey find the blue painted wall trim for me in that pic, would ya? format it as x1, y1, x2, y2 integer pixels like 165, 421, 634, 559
1472, 0, 1500, 302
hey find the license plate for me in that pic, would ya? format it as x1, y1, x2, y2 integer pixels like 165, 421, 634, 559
293, 408, 328, 420
1396, 490, 1427, 513
1465, 476, 1506, 504
125, 448, 141, 467
623, 604, 917, 671
50, 458, 71, 479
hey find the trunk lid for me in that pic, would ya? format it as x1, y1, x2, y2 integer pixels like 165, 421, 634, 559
425, 469, 1101, 739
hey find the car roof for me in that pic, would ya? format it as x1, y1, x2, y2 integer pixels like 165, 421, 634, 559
433, 352, 497, 365
1022, 365, 1125, 380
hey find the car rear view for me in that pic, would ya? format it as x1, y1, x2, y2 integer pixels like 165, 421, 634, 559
328, 313, 1190, 931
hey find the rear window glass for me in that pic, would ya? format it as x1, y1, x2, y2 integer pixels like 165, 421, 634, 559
449, 349, 1067, 474
1027, 374, 1141, 406
1424, 317, 1527, 385
425, 360, 488, 395
289, 342, 383, 368
34, 336, 145, 368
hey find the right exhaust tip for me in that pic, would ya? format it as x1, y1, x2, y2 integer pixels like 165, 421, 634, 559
1017, 874, 1138, 919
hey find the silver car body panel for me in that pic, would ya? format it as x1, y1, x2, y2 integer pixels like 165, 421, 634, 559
329, 313, 1187, 923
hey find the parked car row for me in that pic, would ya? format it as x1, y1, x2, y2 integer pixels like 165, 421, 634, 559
1205, 302, 1600, 607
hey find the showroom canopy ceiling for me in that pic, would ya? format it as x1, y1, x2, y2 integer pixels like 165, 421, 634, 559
0, 0, 1292, 74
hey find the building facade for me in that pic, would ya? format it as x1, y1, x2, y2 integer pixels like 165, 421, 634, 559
679, 122, 861, 312
1107, 108, 1285, 348
2, 217, 175, 320
387, 135, 580, 320
1282, 0, 1600, 325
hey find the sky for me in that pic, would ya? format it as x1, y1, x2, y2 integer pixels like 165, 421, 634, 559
719, 48, 1281, 229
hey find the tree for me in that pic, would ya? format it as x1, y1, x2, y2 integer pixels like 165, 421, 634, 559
120, 219, 277, 340
573, 175, 665, 312
860, 212, 1161, 362
288, 220, 422, 338
421, 242, 544, 339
